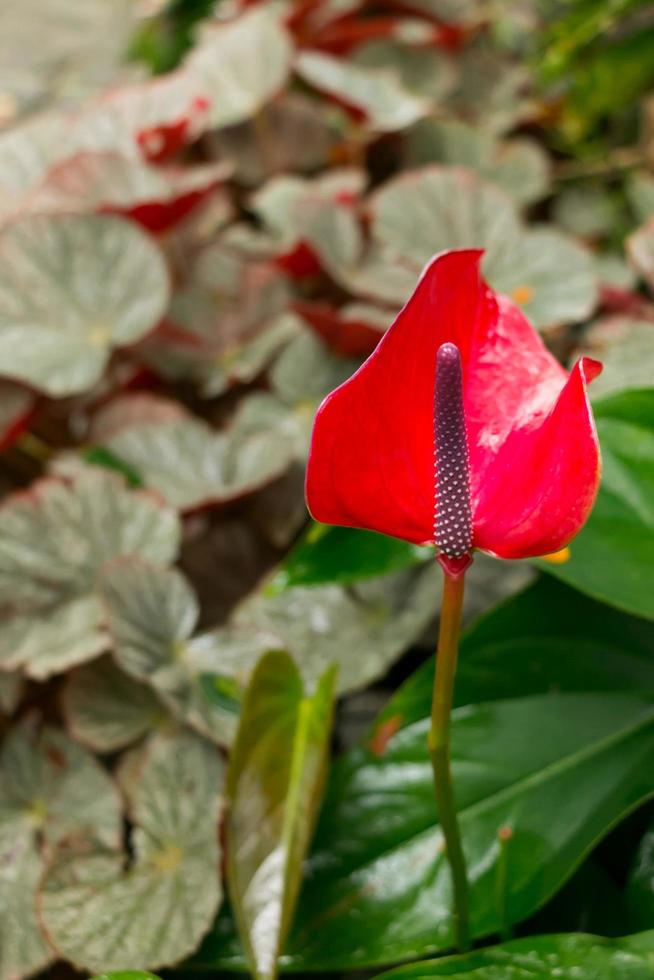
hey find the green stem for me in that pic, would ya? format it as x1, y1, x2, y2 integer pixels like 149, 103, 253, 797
428, 566, 470, 953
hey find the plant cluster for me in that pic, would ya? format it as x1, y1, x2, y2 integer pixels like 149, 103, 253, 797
0, 1, 654, 979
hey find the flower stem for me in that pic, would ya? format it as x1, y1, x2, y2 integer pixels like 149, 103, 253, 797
428, 564, 470, 953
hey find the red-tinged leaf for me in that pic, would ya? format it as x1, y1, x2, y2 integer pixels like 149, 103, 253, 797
294, 300, 390, 356
226, 651, 336, 980
306, 250, 602, 559
0, 382, 35, 451
30, 152, 231, 234
94, 72, 211, 162
295, 50, 431, 133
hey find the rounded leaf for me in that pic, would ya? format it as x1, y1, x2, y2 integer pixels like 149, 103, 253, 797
0, 214, 169, 395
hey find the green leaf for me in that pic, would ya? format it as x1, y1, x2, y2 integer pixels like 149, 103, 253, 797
0, 214, 169, 396
627, 820, 654, 928
374, 575, 654, 734
40, 730, 223, 973
62, 657, 167, 753
580, 317, 654, 401
196, 691, 654, 970
406, 119, 550, 205
537, 389, 654, 619
628, 217, 654, 294
365, 166, 597, 327
102, 559, 268, 745
295, 50, 431, 134
1, 0, 136, 120
96, 393, 296, 510
227, 652, 336, 980
0, 718, 122, 980
373, 931, 654, 978
91, 973, 161, 980
267, 522, 430, 592
186, 6, 293, 129
222, 561, 441, 696
279, 692, 654, 969
0, 471, 179, 678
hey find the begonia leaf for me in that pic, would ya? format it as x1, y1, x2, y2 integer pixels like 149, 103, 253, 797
1, 0, 136, 120
628, 217, 654, 293
0, 382, 34, 451
367, 167, 597, 327
0, 470, 179, 678
627, 171, 654, 223
39, 730, 223, 973
30, 152, 231, 234
186, 7, 293, 129
209, 94, 343, 187
374, 932, 654, 979
94, 394, 296, 510
226, 652, 336, 980
353, 39, 457, 103
295, 50, 431, 133
446, 38, 534, 134
102, 560, 268, 745
406, 119, 550, 205
63, 657, 167, 753
0, 718, 121, 980
580, 317, 654, 401
0, 213, 169, 396
0, 671, 23, 715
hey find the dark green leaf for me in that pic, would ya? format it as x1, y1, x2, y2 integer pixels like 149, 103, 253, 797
195, 691, 654, 970
374, 575, 654, 734
627, 820, 654, 928
373, 930, 654, 978
537, 389, 654, 620
266, 522, 430, 592
226, 651, 336, 980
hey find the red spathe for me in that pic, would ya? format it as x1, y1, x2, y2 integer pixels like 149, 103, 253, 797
305, 249, 602, 560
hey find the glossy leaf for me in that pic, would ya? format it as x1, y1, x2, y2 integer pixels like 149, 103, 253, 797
284, 693, 654, 968
197, 692, 654, 970
223, 561, 441, 696
0, 471, 179, 678
627, 819, 654, 928
0, 719, 121, 980
63, 657, 167, 753
102, 559, 268, 745
295, 50, 431, 133
0, 214, 169, 396
537, 389, 654, 619
40, 731, 223, 973
374, 575, 654, 734
227, 652, 336, 980
267, 522, 431, 591
374, 931, 654, 979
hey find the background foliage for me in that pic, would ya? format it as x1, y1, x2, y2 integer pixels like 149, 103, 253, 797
1, 0, 654, 978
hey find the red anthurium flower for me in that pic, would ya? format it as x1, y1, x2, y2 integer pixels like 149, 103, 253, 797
306, 249, 603, 561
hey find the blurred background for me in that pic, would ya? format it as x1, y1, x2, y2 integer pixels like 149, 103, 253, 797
1, 1, 654, 978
